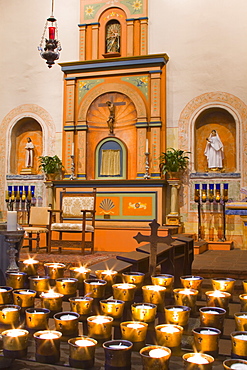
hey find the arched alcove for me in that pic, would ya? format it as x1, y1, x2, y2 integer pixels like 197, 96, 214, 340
10, 117, 43, 174
194, 107, 236, 173
95, 138, 127, 179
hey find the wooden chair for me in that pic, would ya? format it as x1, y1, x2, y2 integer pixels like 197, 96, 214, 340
22, 207, 50, 252
48, 189, 96, 254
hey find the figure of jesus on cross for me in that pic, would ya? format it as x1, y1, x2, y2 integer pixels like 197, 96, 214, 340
98, 96, 126, 135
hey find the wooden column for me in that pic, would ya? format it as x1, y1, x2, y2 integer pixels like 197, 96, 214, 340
140, 17, 148, 55
64, 78, 76, 176
79, 25, 86, 61
126, 19, 134, 56
91, 23, 99, 60
136, 127, 147, 178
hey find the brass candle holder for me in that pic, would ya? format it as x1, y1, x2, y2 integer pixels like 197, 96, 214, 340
211, 277, 236, 294
69, 296, 94, 317
0, 305, 21, 327
164, 305, 191, 327
95, 269, 118, 286
25, 308, 50, 331
33, 330, 62, 364
234, 312, 247, 331
140, 345, 171, 370
100, 299, 125, 319
112, 283, 136, 302
0, 286, 13, 304
103, 340, 133, 370
44, 263, 66, 284
205, 290, 231, 310
87, 315, 113, 341
231, 331, 247, 359
173, 288, 198, 311
199, 307, 226, 332
183, 352, 214, 369
239, 294, 247, 312
2, 328, 29, 359
40, 291, 64, 314
142, 285, 166, 307
55, 277, 78, 299
180, 275, 204, 293
84, 279, 107, 299
131, 302, 157, 323
54, 311, 80, 339
243, 280, 247, 294
223, 358, 247, 369
68, 336, 97, 369
69, 266, 91, 290
6, 272, 27, 290
155, 324, 183, 349
151, 274, 174, 294
19, 258, 39, 276
12, 289, 36, 311
122, 272, 145, 290
120, 321, 148, 342
28, 276, 50, 297
192, 327, 221, 357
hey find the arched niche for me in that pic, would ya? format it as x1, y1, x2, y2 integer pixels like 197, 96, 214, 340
95, 138, 127, 179
10, 117, 43, 174
194, 107, 236, 173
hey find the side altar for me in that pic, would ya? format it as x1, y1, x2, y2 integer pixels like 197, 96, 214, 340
47, 179, 168, 252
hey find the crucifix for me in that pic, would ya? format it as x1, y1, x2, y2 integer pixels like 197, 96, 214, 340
98, 96, 126, 135
133, 219, 174, 276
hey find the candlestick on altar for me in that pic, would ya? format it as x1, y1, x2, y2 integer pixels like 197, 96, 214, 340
2, 328, 29, 359
120, 321, 148, 342
68, 336, 97, 368
0, 230, 25, 273
54, 311, 80, 339
131, 302, 157, 322
192, 327, 221, 357
140, 345, 171, 370
103, 340, 133, 370
34, 330, 62, 364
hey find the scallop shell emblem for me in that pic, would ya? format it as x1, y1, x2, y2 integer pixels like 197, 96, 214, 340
99, 198, 115, 212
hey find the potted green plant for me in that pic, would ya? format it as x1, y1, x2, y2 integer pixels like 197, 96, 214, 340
159, 148, 190, 179
38, 155, 64, 180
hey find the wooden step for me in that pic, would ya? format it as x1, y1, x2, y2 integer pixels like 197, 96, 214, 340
206, 240, 234, 251
194, 240, 208, 255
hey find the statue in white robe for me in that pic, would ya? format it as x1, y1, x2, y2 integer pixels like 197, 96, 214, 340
204, 130, 224, 169
25, 137, 34, 168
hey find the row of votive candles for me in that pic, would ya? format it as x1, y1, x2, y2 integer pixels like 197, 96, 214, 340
194, 183, 228, 202
1, 270, 247, 368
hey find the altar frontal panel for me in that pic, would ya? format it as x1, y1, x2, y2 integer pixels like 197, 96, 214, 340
96, 192, 156, 221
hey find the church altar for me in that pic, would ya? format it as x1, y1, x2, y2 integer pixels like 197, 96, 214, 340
47, 179, 168, 252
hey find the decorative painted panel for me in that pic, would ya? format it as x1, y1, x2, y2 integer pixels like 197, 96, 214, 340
120, 0, 143, 14
84, 3, 104, 20
121, 76, 148, 99
96, 191, 157, 221
78, 79, 104, 104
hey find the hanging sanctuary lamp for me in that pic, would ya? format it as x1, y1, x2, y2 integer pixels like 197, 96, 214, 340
38, 0, 62, 68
